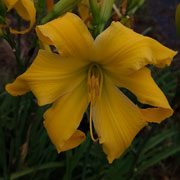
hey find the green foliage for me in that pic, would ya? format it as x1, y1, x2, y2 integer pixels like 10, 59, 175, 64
0, 0, 179, 180
151, 66, 180, 98
0, 0, 6, 22
41, 0, 82, 24
175, 3, 180, 37
98, 0, 114, 33
127, 0, 145, 16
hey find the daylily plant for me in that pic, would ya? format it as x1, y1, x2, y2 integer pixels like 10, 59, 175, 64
78, 0, 103, 24
2, 0, 36, 34
78, 0, 90, 23
6, 13, 177, 163
46, 0, 54, 12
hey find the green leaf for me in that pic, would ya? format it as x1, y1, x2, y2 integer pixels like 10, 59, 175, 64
137, 146, 180, 173
141, 27, 152, 35
127, 0, 145, 16
176, 3, 180, 37
144, 129, 178, 152
71, 134, 91, 169
10, 162, 65, 180
0, 0, 6, 18
41, 0, 81, 24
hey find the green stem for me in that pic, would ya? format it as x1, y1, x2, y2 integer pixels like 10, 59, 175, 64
89, 0, 100, 24
23, 36, 38, 71
4, 18, 23, 75
15, 16, 23, 74
63, 151, 73, 180
89, 0, 100, 38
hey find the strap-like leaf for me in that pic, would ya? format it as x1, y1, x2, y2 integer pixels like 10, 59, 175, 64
175, 3, 180, 37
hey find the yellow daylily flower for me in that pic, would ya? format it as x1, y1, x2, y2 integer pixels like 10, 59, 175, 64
78, 0, 103, 24
2, 0, 36, 34
6, 13, 177, 163
78, 0, 90, 23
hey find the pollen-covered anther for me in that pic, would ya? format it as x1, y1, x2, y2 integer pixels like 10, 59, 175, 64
95, 78, 100, 96
87, 64, 103, 105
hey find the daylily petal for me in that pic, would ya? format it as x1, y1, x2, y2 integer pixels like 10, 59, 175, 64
7, 0, 36, 34
140, 108, 173, 124
6, 50, 88, 106
2, 0, 18, 11
78, 0, 89, 22
61, 130, 86, 152
43, 81, 89, 153
111, 67, 173, 123
94, 21, 177, 75
93, 76, 146, 163
39, 40, 51, 52
36, 13, 94, 58
14, 0, 32, 21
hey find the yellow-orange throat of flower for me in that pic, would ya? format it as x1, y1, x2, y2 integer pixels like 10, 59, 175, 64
87, 64, 103, 142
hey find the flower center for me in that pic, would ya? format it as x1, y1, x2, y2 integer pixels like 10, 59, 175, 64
87, 64, 103, 105
87, 64, 103, 142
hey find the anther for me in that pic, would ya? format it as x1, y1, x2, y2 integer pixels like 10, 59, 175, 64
95, 78, 99, 96
91, 75, 96, 89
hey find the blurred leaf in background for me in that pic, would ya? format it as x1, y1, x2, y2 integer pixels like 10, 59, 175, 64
175, 3, 180, 37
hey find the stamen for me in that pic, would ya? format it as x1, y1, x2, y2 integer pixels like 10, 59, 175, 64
89, 103, 98, 142
91, 75, 96, 89
87, 63, 103, 142
95, 78, 99, 96
92, 88, 96, 105
87, 63, 103, 103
